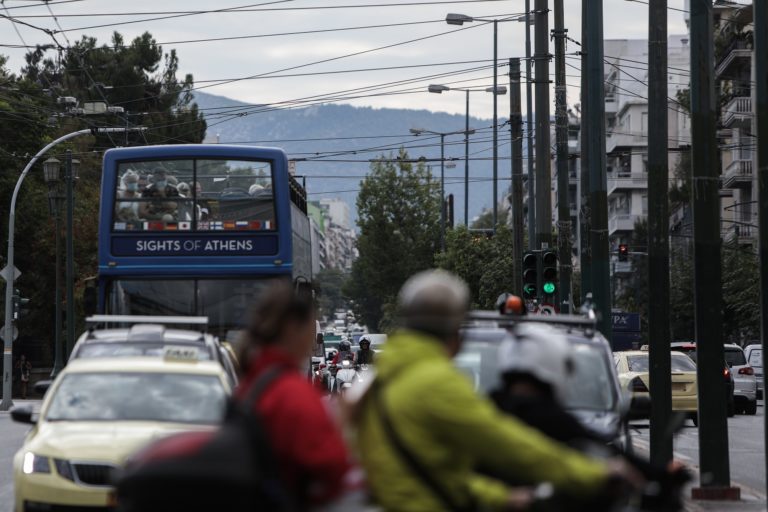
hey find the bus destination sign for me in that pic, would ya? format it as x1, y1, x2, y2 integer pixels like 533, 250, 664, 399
112, 235, 279, 257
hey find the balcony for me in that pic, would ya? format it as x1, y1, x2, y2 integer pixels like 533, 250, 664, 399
722, 158, 753, 189
607, 173, 647, 196
606, 132, 646, 154
722, 96, 752, 128
715, 36, 752, 78
723, 223, 755, 246
608, 213, 643, 235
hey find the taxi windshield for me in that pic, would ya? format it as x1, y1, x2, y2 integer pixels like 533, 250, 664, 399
45, 372, 226, 424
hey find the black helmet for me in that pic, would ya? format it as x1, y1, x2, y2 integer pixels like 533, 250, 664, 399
359, 336, 371, 349
339, 340, 351, 352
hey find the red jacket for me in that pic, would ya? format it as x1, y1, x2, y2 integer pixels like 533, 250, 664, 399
237, 346, 353, 507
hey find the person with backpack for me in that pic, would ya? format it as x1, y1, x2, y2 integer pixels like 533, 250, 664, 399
234, 281, 364, 509
350, 270, 642, 512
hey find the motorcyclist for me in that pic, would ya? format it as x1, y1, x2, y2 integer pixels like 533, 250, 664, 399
350, 270, 640, 512
356, 336, 375, 365
332, 340, 355, 365
488, 323, 687, 507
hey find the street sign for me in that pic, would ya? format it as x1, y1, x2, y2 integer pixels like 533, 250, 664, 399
0, 265, 20, 282
0, 324, 19, 342
612, 312, 641, 332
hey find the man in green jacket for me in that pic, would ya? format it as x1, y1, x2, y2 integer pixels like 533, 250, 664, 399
354, 270, 632, 512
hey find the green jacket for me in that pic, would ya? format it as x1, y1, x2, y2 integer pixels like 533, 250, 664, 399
355, 330, 608, 512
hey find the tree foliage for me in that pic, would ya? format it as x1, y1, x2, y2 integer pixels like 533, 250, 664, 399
344, 150, 441, 331
315, 268, 348, 318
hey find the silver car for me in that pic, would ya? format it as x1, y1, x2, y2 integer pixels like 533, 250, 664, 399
744, 344, 763, 399
724, 344, 757, 415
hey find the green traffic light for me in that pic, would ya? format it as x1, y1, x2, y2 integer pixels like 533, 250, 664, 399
523, 284, 536, 296
543, 282, 556, 294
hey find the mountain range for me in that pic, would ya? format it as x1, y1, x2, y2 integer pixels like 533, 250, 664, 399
194, 91, 516, 225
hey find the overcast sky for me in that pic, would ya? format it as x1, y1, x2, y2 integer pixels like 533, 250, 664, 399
1, 0, 691, 118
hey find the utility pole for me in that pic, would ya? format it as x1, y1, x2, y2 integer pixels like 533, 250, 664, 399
579, 0, 592, 301
65, 150, 76, 358
534, 0, 551, 250
647, 0, 672, 467
492, 19, 499, 231
754, 0, 768, 499
465, 90, 470, 226
510, 58, 524, 297
553, 0, 571, 313
689, 0, 735, 499
584, 0, 611, 340
440, 134, 446, 251
525, 0, 535, 249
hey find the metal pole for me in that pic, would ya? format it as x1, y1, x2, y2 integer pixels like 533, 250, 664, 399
51, 197, 63, 378
754, 0, 768, 499
65, 151, 75, 358
689, 0, 731, 493
647, 0, 672, 467
585, 0, 612, 340
534, 0, 552, 249
510, 58, 524, 297
465, 90, 470, 226
440, 134, 446, 251
579, 0, 592, 301
492, 19, 499, 231
525, 0, 535, 248
553, 0, 571, 313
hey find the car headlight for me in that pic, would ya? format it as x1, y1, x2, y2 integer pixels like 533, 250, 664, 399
22, 452, 51, 475
54, 459, 75, 482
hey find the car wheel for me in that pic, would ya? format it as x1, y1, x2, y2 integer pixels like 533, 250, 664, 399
745, 400, 758, 416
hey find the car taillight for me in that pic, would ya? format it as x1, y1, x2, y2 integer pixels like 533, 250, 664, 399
739, 367, 754, 376
630, 377, 649, 392
724, 367, 731, 379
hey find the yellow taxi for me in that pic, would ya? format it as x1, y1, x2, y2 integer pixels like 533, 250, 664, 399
11, 351, 231, 512
614, 350, 698, 417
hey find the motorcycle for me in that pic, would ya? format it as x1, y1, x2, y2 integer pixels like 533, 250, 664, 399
333, 359, 361, 395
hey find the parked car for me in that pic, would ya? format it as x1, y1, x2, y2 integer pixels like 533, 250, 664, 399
744, 344, 763, 399
614, 351, 698, 424
723, 344, 757, 415
670, 342, 735, 417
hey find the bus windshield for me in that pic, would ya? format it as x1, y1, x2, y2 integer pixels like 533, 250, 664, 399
113, 158, 276, 232
107, 279, 271, 337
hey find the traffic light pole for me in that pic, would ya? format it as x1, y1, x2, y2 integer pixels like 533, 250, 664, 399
525, 0, 535, 249
647, 0, 673, 467
510, 58, 525, 297
584, 0, 612, 340
689, 0, 735, 498
534, 0, 552, 249
553, 0, 571, 313
579, 0, 592, 302
752, 0, 768, 500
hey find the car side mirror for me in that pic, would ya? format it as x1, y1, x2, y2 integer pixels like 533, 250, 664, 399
34, 380, 52, 396
10, 406, 36, 425
628, 394, 652, 420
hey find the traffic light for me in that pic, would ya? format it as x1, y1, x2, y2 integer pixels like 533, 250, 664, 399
522, 251, 539, 300
12, 288, 30, 320
541, 250, 558, 298
618, 244, 629, 262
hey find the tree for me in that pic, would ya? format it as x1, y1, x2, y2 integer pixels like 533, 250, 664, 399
344, 150, 441, 331
315, 268, 348, 318
721, 241, 759, 342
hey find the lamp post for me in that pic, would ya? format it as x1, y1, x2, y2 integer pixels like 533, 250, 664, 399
43, 158, 64, 378
410, 127, 476, 250
427, 84, 507, 226
64, 152, 80, 359
1, 127, 144, 411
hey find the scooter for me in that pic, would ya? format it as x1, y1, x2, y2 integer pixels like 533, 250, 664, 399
334, 359, 360, 395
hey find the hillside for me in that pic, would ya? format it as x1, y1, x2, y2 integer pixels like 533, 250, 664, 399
194, 91, 516, 224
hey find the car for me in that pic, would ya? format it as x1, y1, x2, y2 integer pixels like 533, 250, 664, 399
68, 316, 239, 388
669, 341, 735, 417
723, 344, 757, 415
458, 320, 630, 450
11, 352, 231, 512
614, 350, 698, 424
744, 344, 763, 399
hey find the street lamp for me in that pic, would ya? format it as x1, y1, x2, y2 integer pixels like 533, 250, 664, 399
410, 127, 476, 251
445, 13, 523, 230
427, 84, 506, 226
43, 158, 64, 378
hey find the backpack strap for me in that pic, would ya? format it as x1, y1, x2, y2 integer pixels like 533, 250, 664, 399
372, 380, 474, 512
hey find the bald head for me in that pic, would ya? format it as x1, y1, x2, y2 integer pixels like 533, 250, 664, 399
398, 270, 470, 340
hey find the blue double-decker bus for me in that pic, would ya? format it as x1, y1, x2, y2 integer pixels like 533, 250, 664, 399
97, 144, 311, 337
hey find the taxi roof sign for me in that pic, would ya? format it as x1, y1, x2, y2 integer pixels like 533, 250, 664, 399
163, 345, 200, 362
